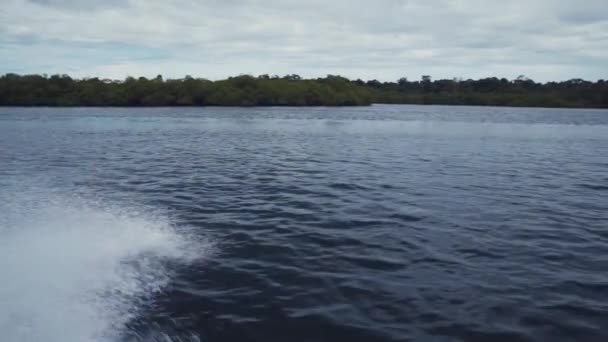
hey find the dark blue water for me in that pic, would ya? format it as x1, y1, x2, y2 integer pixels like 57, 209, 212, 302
1, 105, 607, 342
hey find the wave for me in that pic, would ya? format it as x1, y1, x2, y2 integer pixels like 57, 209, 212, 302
0, 188, 211, 342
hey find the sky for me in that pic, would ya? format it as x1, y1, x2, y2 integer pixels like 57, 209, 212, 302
1, 0, 607, 82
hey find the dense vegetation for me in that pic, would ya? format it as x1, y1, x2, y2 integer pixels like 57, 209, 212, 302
1, 73, 607, 108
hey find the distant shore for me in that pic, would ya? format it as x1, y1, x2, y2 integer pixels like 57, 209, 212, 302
1, 73, 607, 108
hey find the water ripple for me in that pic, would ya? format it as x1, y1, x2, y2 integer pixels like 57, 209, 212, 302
1, 106, 608, 341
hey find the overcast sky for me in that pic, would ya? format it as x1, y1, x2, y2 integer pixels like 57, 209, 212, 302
1, 0, 607, 81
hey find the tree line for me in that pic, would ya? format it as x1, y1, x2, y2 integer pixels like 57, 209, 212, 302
1, 73, 607, 108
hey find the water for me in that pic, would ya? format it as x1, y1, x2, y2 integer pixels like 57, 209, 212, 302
1, 105, 607, 342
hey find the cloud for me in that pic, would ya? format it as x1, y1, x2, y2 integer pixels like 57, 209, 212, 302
27, 0, 122, 10
1, 0, 606, 81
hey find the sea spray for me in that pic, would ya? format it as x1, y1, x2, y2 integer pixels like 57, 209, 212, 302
0, 188, 212, 342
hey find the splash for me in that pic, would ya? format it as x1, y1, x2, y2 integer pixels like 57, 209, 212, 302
0, 189, 210, 342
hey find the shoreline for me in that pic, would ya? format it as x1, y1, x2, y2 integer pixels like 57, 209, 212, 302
1, 103, 607, 110
2, 73, 607, 109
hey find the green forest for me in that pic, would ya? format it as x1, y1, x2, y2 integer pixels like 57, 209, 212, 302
1, 73, 607, 108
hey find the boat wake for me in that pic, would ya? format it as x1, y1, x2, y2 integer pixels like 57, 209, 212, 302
0, 188, 210, 342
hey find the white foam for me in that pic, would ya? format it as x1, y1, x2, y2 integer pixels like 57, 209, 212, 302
0, 190, 210, 342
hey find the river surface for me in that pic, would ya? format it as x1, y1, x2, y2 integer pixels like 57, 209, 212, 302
1, 105, 607, 342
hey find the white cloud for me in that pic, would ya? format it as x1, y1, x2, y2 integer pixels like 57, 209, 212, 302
1, 0, 607, 81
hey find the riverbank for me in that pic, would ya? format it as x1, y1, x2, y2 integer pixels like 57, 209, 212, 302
1, 74, 607, 108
